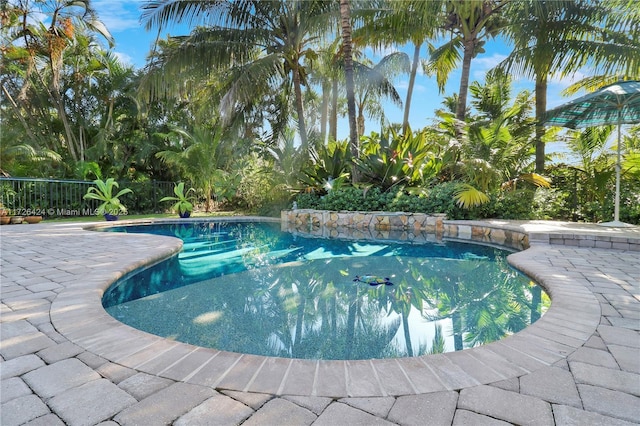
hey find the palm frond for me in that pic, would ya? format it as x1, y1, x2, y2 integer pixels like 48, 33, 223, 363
141, 0, 223, 31
454, 184, 490, 209
426, 39, 462, 93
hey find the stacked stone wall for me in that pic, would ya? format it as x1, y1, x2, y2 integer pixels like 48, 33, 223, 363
281, 210, 529, 250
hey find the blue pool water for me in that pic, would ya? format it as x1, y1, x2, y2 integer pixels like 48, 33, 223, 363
102, 221, 548, 360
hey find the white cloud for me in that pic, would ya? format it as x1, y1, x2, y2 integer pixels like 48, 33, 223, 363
471, 53, 508, 80
92, 0, 143, 33
473, 53, 508, 70
113, 51, 134, 66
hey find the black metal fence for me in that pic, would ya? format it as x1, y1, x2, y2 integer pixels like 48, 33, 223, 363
0, 177, 175, 218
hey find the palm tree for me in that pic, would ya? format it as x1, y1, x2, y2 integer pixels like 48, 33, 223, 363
562, 126, 618, 222
141, 0, 337, 157
437, 70, 550, 208
353, 52, 410, 136
429, 0, 508, 123
497, 0, 640, 172
356, 0, 442, 133
339, 0, 359, 182
1, 0, 113, 162
308, 38, 343, 144
265, 126, 306, 189
156, 122, 233, 211
0, 134, 62, 177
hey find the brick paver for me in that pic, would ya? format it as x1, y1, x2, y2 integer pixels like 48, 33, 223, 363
1, 219, 639, 425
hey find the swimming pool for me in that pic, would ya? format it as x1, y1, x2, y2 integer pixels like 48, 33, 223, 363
102, 220, 548, 360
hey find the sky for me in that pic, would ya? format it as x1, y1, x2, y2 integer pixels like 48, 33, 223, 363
92, 0, 587, 141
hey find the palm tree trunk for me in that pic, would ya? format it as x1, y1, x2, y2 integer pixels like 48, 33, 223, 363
293, 291, 306, 358
357, 108, 365, 137
340, 0, 359, 182
345, 287, 357, 359
53, 93, 79, 161
402, 312, 414, 357
17, 56, 35, 102
48, 50, 79, 161
321, 80, 330, 144
530, 285, 541, 323
292, 65, 309, 156
79, 126, 85, 163
535, 75, 547, 173
331, 294, 337, 340
2, 84, 39, 144
452, 311, 463, 351
455, 38, 475, 123
403, 43, 422, 134
330, 79, 338, 142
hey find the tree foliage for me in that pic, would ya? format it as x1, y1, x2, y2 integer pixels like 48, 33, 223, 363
1, 0, 638, 222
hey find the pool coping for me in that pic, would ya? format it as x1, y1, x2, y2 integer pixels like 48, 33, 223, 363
45, 217, 632, 398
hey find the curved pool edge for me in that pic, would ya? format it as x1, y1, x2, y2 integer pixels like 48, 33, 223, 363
47, 217, 613, 398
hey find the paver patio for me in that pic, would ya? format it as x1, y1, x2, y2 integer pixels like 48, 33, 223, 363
1, 218, 638, 425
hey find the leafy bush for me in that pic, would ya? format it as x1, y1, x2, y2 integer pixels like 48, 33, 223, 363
229, 154, 273, 212
294, 181, 557, 221
295, 182, 472, 217
299, 141, 352, 193
491, 189, 536, 219
318, 187, 388, 211
529, 187, 572, 220
419, 182, 465, 218
356, 128, 443, 191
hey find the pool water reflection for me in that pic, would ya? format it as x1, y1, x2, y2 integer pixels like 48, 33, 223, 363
103, 221, 549, 360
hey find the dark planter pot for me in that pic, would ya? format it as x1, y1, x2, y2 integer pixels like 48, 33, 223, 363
179, 211, 191, 218
104, 214, 118, 221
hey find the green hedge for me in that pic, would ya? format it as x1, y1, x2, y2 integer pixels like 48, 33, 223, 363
295, 183, 505, 220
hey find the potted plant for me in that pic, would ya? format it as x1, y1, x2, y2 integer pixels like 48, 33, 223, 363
83, 178, 133, 221
24, 215, 43, 224
0, 203, 9, 225
160, 182, 195, 218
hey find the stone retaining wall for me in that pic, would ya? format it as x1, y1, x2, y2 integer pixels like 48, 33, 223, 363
442, 221, 529, 251
281, 210, 445, 245
281, 210, 638, 251
281, 210, 529, 250
281, 209, 445, 232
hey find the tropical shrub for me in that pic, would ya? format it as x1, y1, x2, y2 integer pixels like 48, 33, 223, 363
356, 128, 443, 191
318, 187, 388, 212
293, 180, 552, 221
293, 182, 462, 217
299, 141, 351, 193
231, 153, 274, 213
529, 187, 572, 220
160, 182, 196, 215
490, 189, 537, 219
420, 182, 468, 219
83, 178, 133, 217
